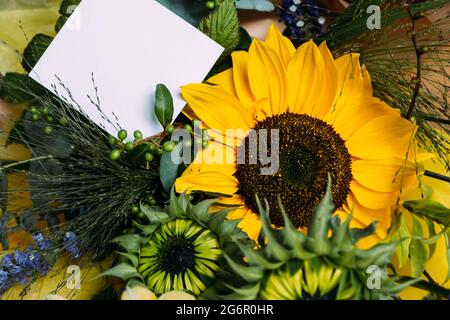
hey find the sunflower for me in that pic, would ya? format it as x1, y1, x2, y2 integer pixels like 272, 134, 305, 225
102, 192, 250, 297
175, 25, 418, 244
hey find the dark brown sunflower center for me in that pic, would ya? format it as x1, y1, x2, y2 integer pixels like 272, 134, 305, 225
235, 113, 352, 228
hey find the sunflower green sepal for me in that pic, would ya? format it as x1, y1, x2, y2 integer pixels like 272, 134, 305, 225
103, 190, 252, 298
222, 177, 411, 300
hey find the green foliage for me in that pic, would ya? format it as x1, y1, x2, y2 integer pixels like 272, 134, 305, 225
59, 0, 81, 16
159, 143, 183, 193
199, 0, 240, 64
0, 73, 46, 103
156, 0, 210, 26
22, 34, 53, 72
404, 200, 450, 227
154, 84, 174, 129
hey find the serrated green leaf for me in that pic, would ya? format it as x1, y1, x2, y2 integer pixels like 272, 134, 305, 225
112, 234, 143, 254
409, 216, 428, 278
199, 0, 239, 63
99, 262, 140, 281
403, 200, 450, 227
235, 0, 275, 12
167, 189, 188, 217
22, 34, 53, 72
190, 199, 216, 224
154, 83, 174, 128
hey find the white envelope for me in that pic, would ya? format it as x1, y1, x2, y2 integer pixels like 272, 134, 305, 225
30, 0, 223, 137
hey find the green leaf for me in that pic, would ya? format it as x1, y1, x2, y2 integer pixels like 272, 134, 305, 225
0, 72, 46, 103
393, 214, 412, 268
409, 216, 428, 278
306, 176, 334, 255
59, 0, 81, 17
237, 27, 252, 51
403, 200, 450, 227
159, 142, 183, 193
55, 15, 67, 33
224, 254, 264, 283
199, 0, 240, 63
154, 83, 174, 128
99, 262, 140, 281
445, 231, 450, 281
116, 252, 139, 268
112, 234, 143, 254
156, 0, 210, 26
235, 0, 275, 12
126, 143, 150, 167
22, 34, 53, 72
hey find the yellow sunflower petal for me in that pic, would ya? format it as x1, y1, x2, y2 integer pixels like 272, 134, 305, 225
361, 64, 373, 96
352, 158, 418, 193
231, 51, 255, 107
332, 53, 364, 114
175, 142, 238, 195
236, 210, 261, 241
264, 24, 295, 68
331, 97, 400, 140
248, 39, 287, 115
181, 83, 253, 132
350, 180, 399, 210
346, 115, 416, 160
311, 41, 338, 118
207, 68, 237, 98
287, 40, 325, 115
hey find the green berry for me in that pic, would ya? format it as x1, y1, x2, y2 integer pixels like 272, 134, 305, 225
125, 141, 134, 151
131, 205, 140, 214
184, 124, 193, 132
194, 137, 203, 146
42, 107, 49, 115
108, 136, 117, 146
32, 114, 40, 121
145, 152, 154, 162
156, 148, 163, 156
133, 130, 143, 140
59, 117, 68, 126
148, 143, 156, 152
110, 149, 121, 160
118, 129, 127, 141
137, 212, 146, 221
30, 106, 38, 114
192, 119, 201, 128
47, 116, 54, 123
149, 198, 157, 205
206, 1, 215, 9
166, 124, 175, 134
44, 125, 53, 136
202, 141, 209, 149
163, 141, 176, 152
202, 129, 209, 141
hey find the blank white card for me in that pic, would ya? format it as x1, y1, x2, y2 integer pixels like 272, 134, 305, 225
30, 0, 224, 137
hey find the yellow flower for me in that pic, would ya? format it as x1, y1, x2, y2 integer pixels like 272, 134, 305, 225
175, 25, 417, 244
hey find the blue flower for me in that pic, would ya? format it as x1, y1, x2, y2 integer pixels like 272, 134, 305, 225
278, 0, 325, 41
32, 232, 52, 251
0, 254, 14, 268
64, 232, 81, 259
0, 270, 9, 284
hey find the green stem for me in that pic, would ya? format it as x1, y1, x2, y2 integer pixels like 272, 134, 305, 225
0, 156, 54, 171
398, 276, 450, 299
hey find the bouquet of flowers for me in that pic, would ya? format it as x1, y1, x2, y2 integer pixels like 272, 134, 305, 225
0, 0, 449, 301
